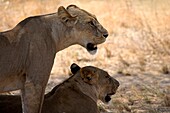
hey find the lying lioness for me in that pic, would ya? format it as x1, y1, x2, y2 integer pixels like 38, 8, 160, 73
0, 5, 108, 113
0, 63, 119, 113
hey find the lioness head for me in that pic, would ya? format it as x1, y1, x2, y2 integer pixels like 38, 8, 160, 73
71, 63, 119, 103
58, 5, 108, 54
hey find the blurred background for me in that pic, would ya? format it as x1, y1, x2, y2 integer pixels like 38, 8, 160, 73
0, 0, 170, 112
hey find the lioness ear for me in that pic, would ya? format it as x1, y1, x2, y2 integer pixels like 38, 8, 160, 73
58, 6, 77, 26
80, 68, 98, 85
66, 5, 79, 10
70, 63, 81, 74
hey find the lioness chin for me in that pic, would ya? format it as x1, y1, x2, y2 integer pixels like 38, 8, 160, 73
0, 63, 119, 113
0, 5, 108, 113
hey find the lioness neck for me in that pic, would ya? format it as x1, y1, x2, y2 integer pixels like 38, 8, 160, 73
47, 14, 77, 52
73, 75, 98, 102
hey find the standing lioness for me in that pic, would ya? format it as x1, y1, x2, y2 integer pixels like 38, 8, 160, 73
0, 5, 108, 113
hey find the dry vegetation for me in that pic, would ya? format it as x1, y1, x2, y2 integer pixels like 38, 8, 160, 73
0, 0, 170, 112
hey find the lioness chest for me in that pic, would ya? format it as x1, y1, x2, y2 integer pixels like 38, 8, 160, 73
0, 32, 28, 77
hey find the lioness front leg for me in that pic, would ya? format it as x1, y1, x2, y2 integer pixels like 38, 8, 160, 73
21, 81, 46, 113
21, 71, 49, 113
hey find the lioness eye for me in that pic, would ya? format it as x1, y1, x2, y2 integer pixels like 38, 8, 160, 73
88, 21, 95, 26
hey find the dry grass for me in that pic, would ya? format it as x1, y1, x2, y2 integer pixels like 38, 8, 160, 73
0, 0, 170, 112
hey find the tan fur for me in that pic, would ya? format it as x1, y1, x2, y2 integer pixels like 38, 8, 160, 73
0, 5, 108, 113
0, 64, 119, 113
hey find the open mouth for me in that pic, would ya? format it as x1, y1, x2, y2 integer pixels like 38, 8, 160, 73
86, 43, 97, 55
104, 92, 115, 103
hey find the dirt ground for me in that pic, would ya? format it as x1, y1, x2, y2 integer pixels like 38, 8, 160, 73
0, 0, 170, 113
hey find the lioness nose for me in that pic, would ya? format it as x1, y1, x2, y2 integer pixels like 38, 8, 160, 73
115, 79, 120, 88
103, 33, 108, 38
113, 79, 120, 89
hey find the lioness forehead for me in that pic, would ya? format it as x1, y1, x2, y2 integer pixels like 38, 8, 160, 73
67, 5, 97, 20
83, 66, 107, 73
